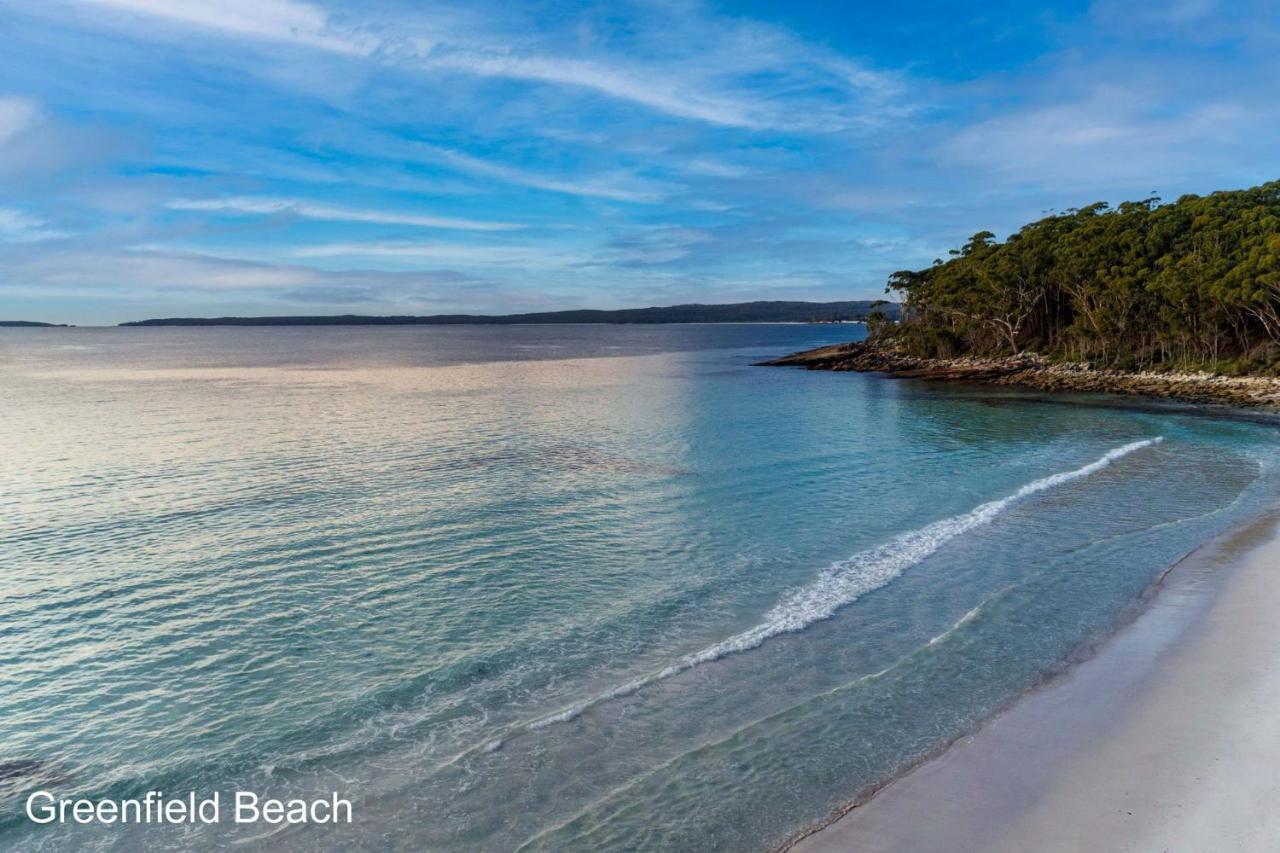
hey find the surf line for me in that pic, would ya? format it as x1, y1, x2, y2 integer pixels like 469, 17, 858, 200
452, 437, 1163, 761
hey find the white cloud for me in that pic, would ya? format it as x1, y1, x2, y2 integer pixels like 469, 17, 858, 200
78, 0, 374, 54
0, 95, 131, 184
291, 240, 583, 267
1090, 0, 1220, 28
168, 196, 522, 230
0, 246, 476, 295
595, 226, 714, 266
941, 86, 1262, 185
407, 25, 906, 132
67, 0, 903, 131
417, 48, 767, 129
0, 207, 70, 242
412, 145, 667, 203
683, 158, 750, 179
0, 96, 39, 145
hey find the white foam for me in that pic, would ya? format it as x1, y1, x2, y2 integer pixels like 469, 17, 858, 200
521, 437, 1161, 731
928, 601, 986, 646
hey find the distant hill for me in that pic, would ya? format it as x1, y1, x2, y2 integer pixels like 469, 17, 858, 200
120, 301, 900, 327
0, 320, 68, 327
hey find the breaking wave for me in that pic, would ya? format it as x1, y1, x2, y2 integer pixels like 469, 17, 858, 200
477, 438, 1163, 748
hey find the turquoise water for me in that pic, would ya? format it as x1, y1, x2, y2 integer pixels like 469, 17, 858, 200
2, 324, 1277, 851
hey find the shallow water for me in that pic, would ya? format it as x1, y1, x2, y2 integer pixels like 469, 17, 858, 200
2, 324, 1276, 851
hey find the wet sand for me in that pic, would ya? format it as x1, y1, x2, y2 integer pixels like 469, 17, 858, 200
789, 512, 1280, 853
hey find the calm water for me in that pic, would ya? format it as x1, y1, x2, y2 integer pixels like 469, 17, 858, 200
2, 324, 1277, 851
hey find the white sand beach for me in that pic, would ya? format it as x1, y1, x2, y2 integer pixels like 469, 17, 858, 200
790, 513, 1280, 853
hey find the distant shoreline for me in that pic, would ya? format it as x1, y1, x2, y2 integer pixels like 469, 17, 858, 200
761, 339, 1280, 408
116, 300, 899, 327
117, 319, 869, 327
1, 321, 865, 330
3, 300, 900, 329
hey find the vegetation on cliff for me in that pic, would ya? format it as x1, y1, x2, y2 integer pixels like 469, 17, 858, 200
882, 181, 1280, 373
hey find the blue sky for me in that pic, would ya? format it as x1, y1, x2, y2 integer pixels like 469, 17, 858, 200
1, 0, 1277, 324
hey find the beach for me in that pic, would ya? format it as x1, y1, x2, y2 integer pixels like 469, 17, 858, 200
7, 325, 1279, 851
790, 510, 1280, 853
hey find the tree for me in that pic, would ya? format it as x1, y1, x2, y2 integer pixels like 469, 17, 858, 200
879, 180, 1280, 371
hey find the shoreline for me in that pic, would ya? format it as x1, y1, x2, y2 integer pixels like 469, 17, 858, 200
784, 508, 1280, 853
759, 340, 1280, 408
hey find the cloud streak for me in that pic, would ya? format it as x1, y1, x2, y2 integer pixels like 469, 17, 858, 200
0, 244, 483, 300
410, 144, 669, 203
417, 49, 769, 129
291, 240, 583, 267
78, 0, 375, 54
168, 197, 523, 231
0, 207, 71, 242
5, 0, 1278, 323
0, 95, 39, 144
70, 0, 901, 131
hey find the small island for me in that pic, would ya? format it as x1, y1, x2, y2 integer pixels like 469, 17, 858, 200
764, 180, 1280, 407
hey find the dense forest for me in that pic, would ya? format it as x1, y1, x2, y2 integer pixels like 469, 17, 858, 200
121, 300, 899, 326
880, 181, 1280, 373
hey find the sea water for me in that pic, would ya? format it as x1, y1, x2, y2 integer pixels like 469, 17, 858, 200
2, 324, 1277, 851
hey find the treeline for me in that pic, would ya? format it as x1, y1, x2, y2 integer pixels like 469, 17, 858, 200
121, 301, 900, 327
881, 181, 1280, 372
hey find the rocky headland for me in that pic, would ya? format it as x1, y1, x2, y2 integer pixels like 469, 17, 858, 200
760, 340, 1280, 408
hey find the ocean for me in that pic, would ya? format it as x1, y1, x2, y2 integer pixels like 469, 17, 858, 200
2, 324, 1276, 851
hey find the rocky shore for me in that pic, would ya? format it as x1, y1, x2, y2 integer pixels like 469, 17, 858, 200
760, 340, 1280, 408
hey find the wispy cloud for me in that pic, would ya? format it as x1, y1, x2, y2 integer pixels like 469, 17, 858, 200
398, 10, 908, 131
410, 144, 667, 203
68, 0, 902, 131
0, 95, 39, 144
683, 158, 751, 179
168, 196, 522, 231
416, 49, 769, 129
7, 0, 1279, 323
291, 240, 582, 267
942, 84, 1272, 187
592, 227, 714, 266
0, 207, 71, 242
78, 0, 375, 54
0, 93, 137, 185
0, 244, 476, 298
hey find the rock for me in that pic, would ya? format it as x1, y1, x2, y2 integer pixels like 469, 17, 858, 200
757, 341, 1280, 409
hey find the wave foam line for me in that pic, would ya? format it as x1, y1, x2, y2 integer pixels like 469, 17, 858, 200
523, 437, 1161, 731
512, 591, 1005, 852
449, 437, 1163, 758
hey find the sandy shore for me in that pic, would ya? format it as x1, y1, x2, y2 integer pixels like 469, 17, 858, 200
788, 511, 1280, 853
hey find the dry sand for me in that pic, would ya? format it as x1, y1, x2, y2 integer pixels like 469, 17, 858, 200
789, 513, 1280, 853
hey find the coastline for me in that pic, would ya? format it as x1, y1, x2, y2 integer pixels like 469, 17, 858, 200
785, 508, 1280, 853
760, 340, 1280, 408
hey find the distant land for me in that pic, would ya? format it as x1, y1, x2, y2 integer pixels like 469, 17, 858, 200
763, 181, 1280, 407
875, 180, 1280, 372
119, 300, 899, 327
0, 320, 69, 327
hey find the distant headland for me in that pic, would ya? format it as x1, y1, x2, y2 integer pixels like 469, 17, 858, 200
118, 301, 899, 327
0, 320, 70, 327
764, 180, 1280, 407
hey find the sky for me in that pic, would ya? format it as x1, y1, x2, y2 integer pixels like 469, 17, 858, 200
0, 0, 1277, 325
